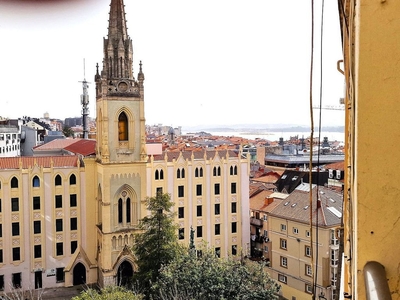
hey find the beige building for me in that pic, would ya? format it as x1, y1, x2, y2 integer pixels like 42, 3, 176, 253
267, 184, 342, 300
0, 0, 249, 293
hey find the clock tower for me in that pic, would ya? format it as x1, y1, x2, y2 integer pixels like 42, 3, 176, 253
94, 0, 147, 287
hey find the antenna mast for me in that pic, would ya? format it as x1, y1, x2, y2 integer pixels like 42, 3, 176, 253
80, 58, 90, 139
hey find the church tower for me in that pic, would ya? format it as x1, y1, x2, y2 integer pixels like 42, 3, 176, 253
94, 0, 147, 287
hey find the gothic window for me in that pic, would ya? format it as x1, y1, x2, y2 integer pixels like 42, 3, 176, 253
160, 169, 164, 180
69, 174, 76, 185
11, 177, 18, 188
118, 112, 128, 141
199, 167, 203, 177
155, 170, 159, 180
118, 199, 123, 223
195, 168, 199, 178
126, 198, 131, 223
181, 168, 185, 178
32, 176, 40, 187
218, 166, 221, 176
177, 169, 180, 179
55, 175, 62, 186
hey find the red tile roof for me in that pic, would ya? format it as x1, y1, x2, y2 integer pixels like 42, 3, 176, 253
0, 156, 79, 169
34, 138, 79, 150
64, 140, 96, 156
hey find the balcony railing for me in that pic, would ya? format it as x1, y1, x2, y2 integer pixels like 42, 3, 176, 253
250, 217, 263, 227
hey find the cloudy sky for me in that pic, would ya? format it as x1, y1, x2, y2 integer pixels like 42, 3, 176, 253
0, 0, 344, 129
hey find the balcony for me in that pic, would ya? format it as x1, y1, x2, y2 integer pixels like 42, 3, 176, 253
250, 217, 263, 227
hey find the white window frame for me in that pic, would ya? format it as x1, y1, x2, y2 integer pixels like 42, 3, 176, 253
293, 227, 299, 234
280, 256, 288, 268
306, 230, 310, 238
305, 284, 313, 294
278, 274, 287, 283
306, 264, 312, 276
280, 238, 287, 250
281, 224, 287, 231
305, 245, 311, 257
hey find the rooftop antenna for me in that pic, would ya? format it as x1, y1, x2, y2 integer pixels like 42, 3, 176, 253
79, 58, 90, 139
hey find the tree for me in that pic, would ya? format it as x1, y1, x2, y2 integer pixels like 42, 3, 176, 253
154, 247, 281, 300
63, 125, 74, 137
132, 192, 182, 296
71, 286, 142, 300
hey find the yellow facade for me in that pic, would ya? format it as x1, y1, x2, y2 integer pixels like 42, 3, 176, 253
341, 0, 400, 298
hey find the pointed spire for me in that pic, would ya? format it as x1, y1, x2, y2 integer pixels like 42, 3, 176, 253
108, 0, 128, 41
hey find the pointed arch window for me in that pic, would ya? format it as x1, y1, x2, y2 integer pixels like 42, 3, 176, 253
195, 168, 199, 178
69, 174, 76, 185
155, 170, 159, 180
160, 169, 164, 180
181, 168, 185, 178
126, 198, 131, 223
32, 176, 40, 187
200, 167, 203, 177
55, 175, 62, 186
11, 177, 18, 188
118, 112, 128, 141
118, 199, 123, 223
177, 169, 181, 179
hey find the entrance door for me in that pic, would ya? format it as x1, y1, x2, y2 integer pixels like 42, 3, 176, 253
117, 261, 134, 287
34, 271, 42, 289
73, 263, 86, 285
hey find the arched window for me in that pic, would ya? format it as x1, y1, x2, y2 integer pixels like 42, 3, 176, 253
55, 175, 62, 186
195, 168, 199, 178
160, 170, 164, 180
234, 166, 237, 175
230, 166, 233, 176
32, 176, 40, 187
11, 177, 18, 188
118, 199, 123, 223
200, 167, 203, 177
181, 168, 185, 178
126, 198, 131, 223
155, 170, 159, 180
177, 169, 181, 179
70, 174, 76, 185
218, 166, 221, 176
118, 112, 128, 141
213, 167, 217, 176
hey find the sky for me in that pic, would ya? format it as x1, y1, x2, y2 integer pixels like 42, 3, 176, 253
0, 0, 344, 129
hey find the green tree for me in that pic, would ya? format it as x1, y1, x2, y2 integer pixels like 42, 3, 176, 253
72, 286, 142, 300
132, 192, 182, 296
154, 247, 281, 300
63, 125, 74, 137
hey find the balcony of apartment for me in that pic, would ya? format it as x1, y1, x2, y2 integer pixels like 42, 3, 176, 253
250, 216, 263, 227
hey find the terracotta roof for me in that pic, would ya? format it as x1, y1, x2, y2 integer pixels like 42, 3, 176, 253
150, 149, 239, 162
64, 139, 96, 156
0, 156, 79, 169
325, 161, 345, 171
250, 189, 273, 210
34, 138, 79, 150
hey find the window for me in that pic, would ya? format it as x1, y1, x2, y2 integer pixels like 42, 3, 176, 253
12, 222, 20, 236
33, 196, 40, 210
215, 224, 220, 235
55, 175, 62, 186
12, 247, 20, 261
231, 222, 237, 233
0, 198, 1, 212
56, 268, 65, 283
231, 202, 237, 213
126, 198, 131, 223
177, 168, 185, 179
280, 224, 287, 231
263, 214, 268, 221
214, 203, 220, 215
178, 185, 184, 197
264, 245, 269, 252
305, 264, 313, 276
196, 226, 202, 238
11, 198, 19, 212
56, 242, 63, 256
305, 284, 313, 294
214, 183, 220, 195
0, 275, 3, 290
196, 184, 202, 196
118, 112, 128, 141
55, 195, 62, 208
195, 167, 203, 177
70, 218, 78, 231
278, 274, 287, 284
34, 221, 41, 234
69, 174, 76, 185
56, 219, 63, 232
231, 182, 237, 194
34, 245, 41, 258
179, 228, 185, 240
71, 241, 78, 254
0, 249, 3, 263
32, 176, 40, 187
178, 207, 184, 219
118, 199, 123, 223
213, 166, 221, 176
280, 238, 287, 250
293, 227, 299, 234
11, 177, 18, 188
197, 205, 202, 217
70, 194, 77, 207
215, 247, 221, 258
156, 187, 163, 195
12, 273, 21, 288
232, 245, 237, 256
0, 224, 2, 237
306, 230, 310, 237
305, 245, 311, 257
280, 256, 288, 268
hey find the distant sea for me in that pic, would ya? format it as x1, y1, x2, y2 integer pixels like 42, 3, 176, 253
183, 130, 345, 143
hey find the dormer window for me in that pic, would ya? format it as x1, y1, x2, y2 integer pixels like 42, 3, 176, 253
118, 112, 128, 141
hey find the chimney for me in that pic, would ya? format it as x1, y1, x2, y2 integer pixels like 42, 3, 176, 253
265, 197, 274, 205
317, 198, 322, 209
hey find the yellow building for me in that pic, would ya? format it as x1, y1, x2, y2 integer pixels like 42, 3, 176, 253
0, 0, 250, 293
341, 0, 400, 299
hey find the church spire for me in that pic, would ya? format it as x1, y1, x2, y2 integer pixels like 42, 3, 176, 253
108, 0, 128, 41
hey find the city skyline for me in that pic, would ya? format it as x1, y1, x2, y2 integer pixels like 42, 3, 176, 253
0, 0, 344, 128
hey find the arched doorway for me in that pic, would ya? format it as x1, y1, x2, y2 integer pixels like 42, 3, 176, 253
117, 261, 134, 287
73, 262, 86, 285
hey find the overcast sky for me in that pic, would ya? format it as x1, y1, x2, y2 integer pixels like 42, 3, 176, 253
0, 0, 344, 129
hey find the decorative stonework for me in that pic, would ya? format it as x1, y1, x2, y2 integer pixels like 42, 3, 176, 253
56, 211, 63, 217
215, 197, 220, 203
197, 219, 202, 225
12, 239, 20, 246
70, 210, 77, 216
232, 237, 237, 243
197, 198, 202, 204
179, 200, 184, 206
0, 241, 3, 247
56, 234, 63, 241
12, 214, 19, 221
33, 213, 41, 219
34, 237, 41, 244
34, 262, 42, 269
215, 239, 221, 245
232, 216, 237, 221
179, 221, 184, 227
215, 217, 220, 223
232, 196, 237, 202
71, 233, 78, 240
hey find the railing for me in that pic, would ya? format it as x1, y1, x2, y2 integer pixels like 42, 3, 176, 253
250, 217, 263, 227
364, 261, 391, 300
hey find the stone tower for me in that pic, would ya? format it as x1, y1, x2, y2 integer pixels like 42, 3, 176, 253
94, 0, 147, 287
